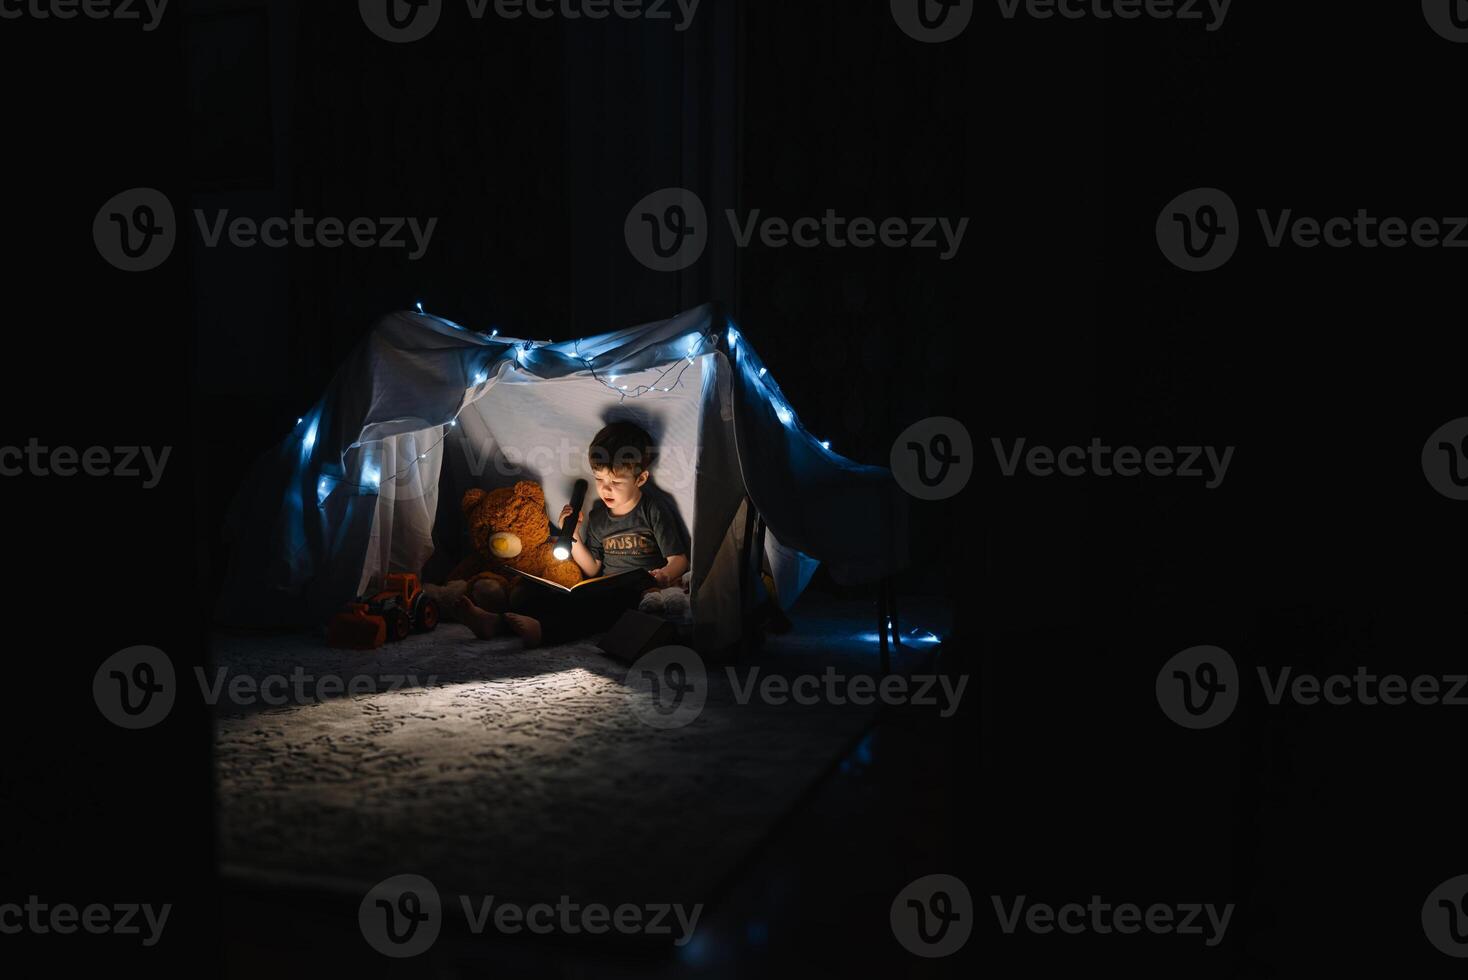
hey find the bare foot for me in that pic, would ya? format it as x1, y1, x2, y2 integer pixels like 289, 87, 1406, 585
453, 595, 501, 640
503, 613, 544, 648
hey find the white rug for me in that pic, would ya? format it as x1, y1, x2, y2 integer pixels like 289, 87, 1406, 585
212, 604, 899, 909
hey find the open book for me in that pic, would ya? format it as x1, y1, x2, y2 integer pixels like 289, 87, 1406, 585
515, 567, 654, 595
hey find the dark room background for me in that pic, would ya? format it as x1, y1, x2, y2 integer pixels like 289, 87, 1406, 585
184, 0, 977, 618
10, 1, 1468, 975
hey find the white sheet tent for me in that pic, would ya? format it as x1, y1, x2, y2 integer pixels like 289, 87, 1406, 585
217, 303, 909, 652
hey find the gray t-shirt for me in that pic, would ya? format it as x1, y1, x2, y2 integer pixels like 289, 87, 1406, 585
579, 488, 689, 576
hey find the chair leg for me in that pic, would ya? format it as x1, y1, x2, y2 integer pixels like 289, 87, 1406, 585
888, 576, 901, 653
738, 499, 756, 658
877, 579, 891, 675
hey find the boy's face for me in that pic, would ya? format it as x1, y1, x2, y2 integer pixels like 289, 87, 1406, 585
592, 465, 648, 513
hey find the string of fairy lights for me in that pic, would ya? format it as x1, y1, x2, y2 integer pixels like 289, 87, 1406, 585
307, 306, 823, 504
574, 330, 716, 401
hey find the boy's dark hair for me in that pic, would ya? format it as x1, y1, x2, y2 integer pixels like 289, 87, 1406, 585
588, 421, 656, 476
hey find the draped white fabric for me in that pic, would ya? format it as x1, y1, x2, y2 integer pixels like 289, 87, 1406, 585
218, 303, 907, 650
356, 428, 444, 595
456, 357, 708, 552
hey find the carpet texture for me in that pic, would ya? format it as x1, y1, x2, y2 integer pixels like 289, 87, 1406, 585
212, 601, 906, 911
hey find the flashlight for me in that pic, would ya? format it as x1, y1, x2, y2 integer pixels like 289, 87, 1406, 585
553, 479, 589, 561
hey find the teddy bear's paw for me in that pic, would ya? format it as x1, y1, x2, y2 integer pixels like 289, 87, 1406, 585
471, 578, 508, 613
422, 580, 469, 608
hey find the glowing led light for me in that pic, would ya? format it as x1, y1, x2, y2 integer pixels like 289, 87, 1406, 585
296, 416, 303, 426
856, 628, 941, 646
301, 417, 318, 453
415, 301, 424, 314
316, 477, 330, 505
775, 406, 793, 425
758, 367, 767, 377
362, 463, 381, 490
474, 371, 488, 385
552, 544, 571, 561
727, 326, 740, 349
490, 328, 500, 338
448, 419, 457, 427
821, 440, 831, 450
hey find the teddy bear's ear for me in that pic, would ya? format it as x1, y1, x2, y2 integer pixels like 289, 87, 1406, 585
462, 488, 487, 514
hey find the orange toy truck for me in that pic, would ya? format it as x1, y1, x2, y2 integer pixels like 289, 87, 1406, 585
326, 573, 439, 648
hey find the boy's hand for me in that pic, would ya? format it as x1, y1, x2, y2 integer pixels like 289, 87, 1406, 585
559, 504, 586, 541
649, 556, 688, 590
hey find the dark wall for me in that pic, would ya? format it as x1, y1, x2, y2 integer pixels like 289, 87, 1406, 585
733, 5, 985, 608
563, 0, 740, 329
188, 1, 573, 598
2, 6, 215, 973
1088, 14, 1468, 974
186, 0, 968, 605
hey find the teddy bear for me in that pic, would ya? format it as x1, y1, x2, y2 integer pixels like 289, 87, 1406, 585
438, 480, 583, 610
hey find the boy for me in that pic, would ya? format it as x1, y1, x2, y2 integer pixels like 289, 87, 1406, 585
453, 421, 689, 648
